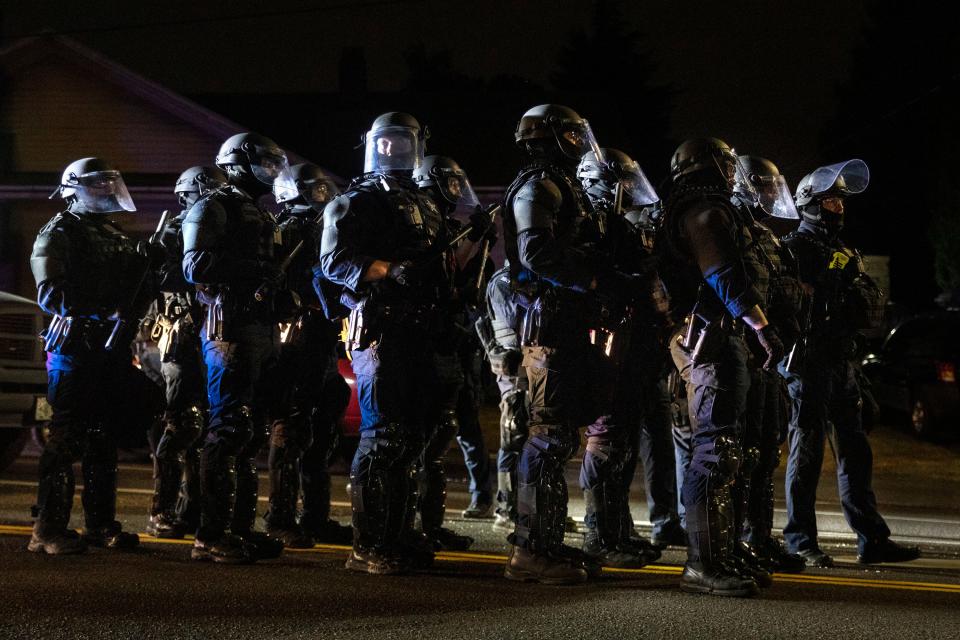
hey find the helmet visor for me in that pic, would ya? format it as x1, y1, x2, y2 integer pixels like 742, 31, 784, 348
74, 170, 136, 213
364, 125, 425, 175
808, 159, 870, 197
557, 120, 603, 162
762, 174, 799, 219
272, 167, 300, 203
619, 167, 659, 207
250, 145, 289, 186
436, 167, 480, 212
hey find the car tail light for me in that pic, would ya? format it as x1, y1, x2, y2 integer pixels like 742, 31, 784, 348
935, 361, 956, 383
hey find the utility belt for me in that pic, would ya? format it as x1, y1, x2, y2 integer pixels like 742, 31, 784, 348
345, 296, 440, 352
195, 286, 275, 342
677, 311, 742, 366
518, 286, 633, 362
151, 309, 200, 362
42, 315, 116, 355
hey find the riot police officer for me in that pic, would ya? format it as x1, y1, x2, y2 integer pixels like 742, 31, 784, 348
147, 166, 227, 539
502, 104, 639, 584
412, 154, 493, 551
182, 133, 289, 563
780, 159, 920, 567
319, 112, 449, 574
576, 148, 682, 558
264, 162, 352, 547
29, 157, 164, 554
661, 138, 784, 597
729, 156, 806, 572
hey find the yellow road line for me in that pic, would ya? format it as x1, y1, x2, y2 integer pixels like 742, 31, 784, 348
2, 524, 958, 594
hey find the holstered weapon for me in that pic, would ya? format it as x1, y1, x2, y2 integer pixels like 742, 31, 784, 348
205, 290, 226, 342
345, 297, 373, 352
474, 313, 497, 355
520, 292, 555, 348
42, 314, 72, 353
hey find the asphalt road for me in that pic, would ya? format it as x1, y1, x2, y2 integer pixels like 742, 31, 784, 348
1, 423, 959, 639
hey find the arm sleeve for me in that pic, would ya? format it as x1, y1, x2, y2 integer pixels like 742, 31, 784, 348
318, 194, 377, 292
683, 207, 762, 318
30, 226, 99, 317
181, 198, 262, 285
513, 178, 595, 291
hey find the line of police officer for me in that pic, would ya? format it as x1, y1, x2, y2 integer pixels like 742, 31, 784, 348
27, 103, 919, 596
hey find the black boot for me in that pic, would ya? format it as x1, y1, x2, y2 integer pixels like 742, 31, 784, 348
680, 562, 760, 597
857, 539, 921, 564
265, 459, 313, 549
82, 520, 140, 550
301, 517, 353, 545
731, 540, 773, 587
582, 488, 650, 569
32, 458, 82, 554
504, 545, 588, 585
426, 527, 474, 551
28, 524, 87, 555
192, 534, 256, 564
755, 538, 806, 574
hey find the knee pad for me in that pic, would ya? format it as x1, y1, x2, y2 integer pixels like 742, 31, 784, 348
690, 435, 741, 485
526, 428, 578, 469
360, 422, 408, 470
500, 390, 528, 451
206, 406, 254, 456
44, 425, 86, 466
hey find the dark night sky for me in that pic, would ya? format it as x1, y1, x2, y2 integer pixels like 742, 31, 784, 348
1, 0, 870, 186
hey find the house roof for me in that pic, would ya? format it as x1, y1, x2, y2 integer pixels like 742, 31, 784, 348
0, 34, 329, 180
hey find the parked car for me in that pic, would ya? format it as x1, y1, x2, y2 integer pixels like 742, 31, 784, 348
0, 291, 49, 472
861, 311, 960, 438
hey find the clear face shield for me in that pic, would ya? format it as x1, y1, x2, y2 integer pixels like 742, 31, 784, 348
71, 170, 137, 213
808, 159, 870, 197
436, 168, 480, 214
363, 125, 424, 175
619, 166, 659, 209
737, 165, 799, 219
557, 120, 603, 163
272, 167, 299, 203
250, 145, 290, 186
274, 168, 336, 211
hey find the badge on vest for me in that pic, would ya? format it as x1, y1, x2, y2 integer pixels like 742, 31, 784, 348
828, 251, 851, 270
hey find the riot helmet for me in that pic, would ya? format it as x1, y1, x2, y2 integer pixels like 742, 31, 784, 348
577, 148, 658, 209
273, 163, 339, 212
794, 159, 869, 229
362, 112, 428, 176
215, 132, 289, 193
412, 155, 479, 213
174, 165, 228, 209
670, 137, 744, 191
515, 104, 602, 165
51, 157, 136, 214
734, 155, 799, 219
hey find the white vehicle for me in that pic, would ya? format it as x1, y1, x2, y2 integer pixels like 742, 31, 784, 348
0, 291, 48, 471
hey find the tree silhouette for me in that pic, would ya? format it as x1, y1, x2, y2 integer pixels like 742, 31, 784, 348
550, 0, 676, 184
824, 0, 960, 306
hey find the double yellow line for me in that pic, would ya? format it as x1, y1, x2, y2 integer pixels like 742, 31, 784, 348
2, 524, 958, 594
